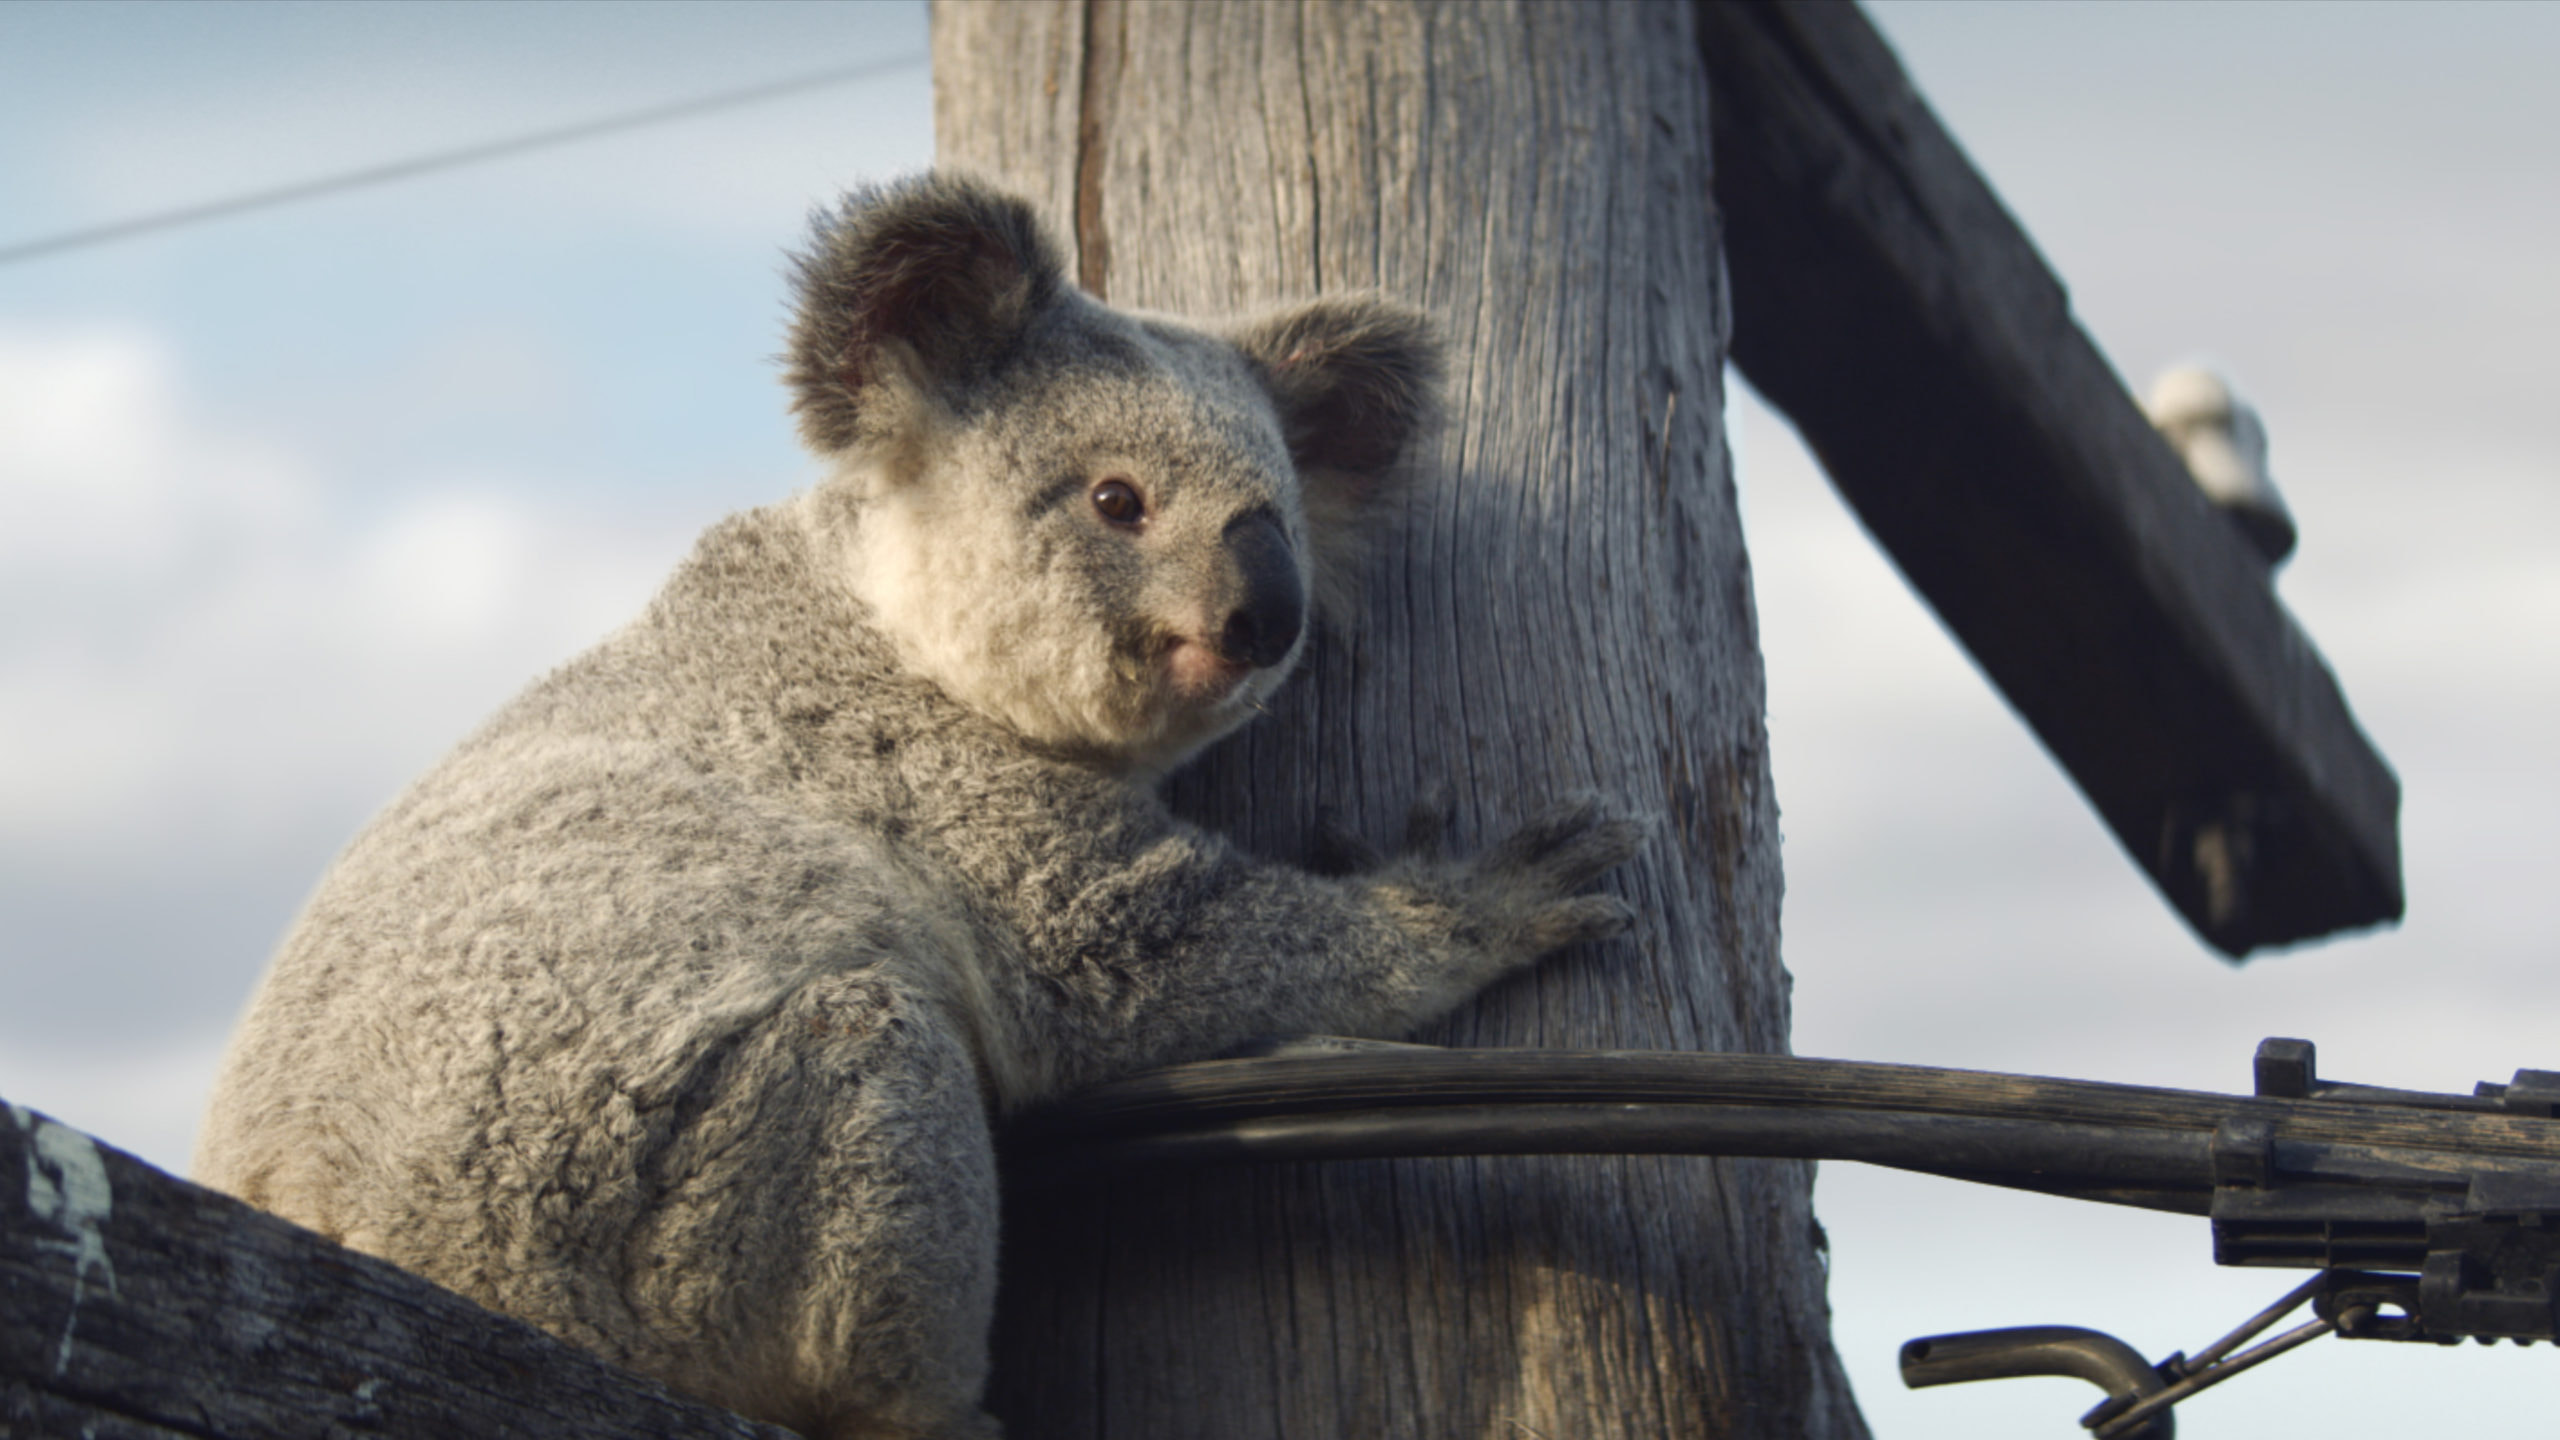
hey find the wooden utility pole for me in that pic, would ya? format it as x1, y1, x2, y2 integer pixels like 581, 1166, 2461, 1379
937, 4, 1864, 1436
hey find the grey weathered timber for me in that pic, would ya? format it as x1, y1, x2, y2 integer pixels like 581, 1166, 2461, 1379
1, 1102, 796, 1440
1694, 0, 2402, 957
937, 3, 1865, 1437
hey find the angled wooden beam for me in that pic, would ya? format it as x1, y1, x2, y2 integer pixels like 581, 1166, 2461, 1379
1, 1103, 795, 1440
1694, 0, 2402, 957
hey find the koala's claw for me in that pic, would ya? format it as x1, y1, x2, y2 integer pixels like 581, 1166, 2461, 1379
1403, 785, 1455, 858
925, 1409, 1006, 1440
1488, 796, 1648, 890
1307, 806, 1383, 876
1521, 893, 1639, 953
1400, 797, 1650, 967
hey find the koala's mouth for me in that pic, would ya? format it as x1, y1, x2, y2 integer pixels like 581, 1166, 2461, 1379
1160, 635, 1255, 703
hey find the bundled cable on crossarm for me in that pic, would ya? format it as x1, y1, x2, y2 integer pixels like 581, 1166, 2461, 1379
1010, 1035, 2560, 1438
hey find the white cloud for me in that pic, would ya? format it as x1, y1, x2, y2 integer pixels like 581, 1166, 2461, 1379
0, 328, 305, 580
0, 326, 699, 867
354, 492, 540, 643
0, 1028, 228, 1178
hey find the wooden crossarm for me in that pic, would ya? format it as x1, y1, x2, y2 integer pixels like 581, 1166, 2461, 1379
1697, 0, 2403, 955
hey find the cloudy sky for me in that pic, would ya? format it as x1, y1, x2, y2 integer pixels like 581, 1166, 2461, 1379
2, 3, 2554, 1436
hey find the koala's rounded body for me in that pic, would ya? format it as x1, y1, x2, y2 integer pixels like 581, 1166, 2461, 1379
197, 176, 1636, 1440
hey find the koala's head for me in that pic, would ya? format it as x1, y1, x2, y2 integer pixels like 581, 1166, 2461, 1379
786, 173, 1440, 776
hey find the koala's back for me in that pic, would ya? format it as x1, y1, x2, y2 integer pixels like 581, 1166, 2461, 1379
197, 507, 1007, 1419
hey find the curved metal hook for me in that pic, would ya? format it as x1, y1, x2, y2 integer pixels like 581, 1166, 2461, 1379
1901, 1325, 2174, 1440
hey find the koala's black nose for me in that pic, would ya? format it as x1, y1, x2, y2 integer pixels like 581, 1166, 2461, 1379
1218, 510, 1305, 670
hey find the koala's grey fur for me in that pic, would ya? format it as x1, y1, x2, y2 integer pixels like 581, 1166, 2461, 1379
196, 173, 1640, 1440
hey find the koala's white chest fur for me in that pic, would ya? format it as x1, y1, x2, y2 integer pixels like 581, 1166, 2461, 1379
194, 174, 1637, 1440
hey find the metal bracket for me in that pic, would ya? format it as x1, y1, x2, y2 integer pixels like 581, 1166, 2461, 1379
1902, 1272, 2374, 1438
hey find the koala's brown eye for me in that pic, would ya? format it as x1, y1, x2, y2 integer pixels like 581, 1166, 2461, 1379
1090, 478, 1145, 528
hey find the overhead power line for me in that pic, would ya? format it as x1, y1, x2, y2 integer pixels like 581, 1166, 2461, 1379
0, 52, 928, 268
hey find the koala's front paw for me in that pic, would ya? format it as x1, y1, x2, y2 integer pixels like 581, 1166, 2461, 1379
1473, 795, 1647, 955
1390, 794, 1646, 979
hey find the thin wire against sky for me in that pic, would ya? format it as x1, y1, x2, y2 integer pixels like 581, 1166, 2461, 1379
0, 51, 928, 268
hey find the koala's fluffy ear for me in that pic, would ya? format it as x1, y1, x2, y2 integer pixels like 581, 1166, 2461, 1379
1232, 296, 1443, 618
788, 173, 1066, 455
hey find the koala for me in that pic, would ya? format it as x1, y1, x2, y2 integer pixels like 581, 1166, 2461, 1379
195, 173, 1641, 1440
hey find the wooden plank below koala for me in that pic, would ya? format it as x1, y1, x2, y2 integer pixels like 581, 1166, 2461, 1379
0, 1103, 797, 1440
1694, 0, 2402, 956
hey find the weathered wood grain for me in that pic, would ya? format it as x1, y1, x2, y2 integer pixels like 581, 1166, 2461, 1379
937, 3, 1863, 1436
1695, 0, 2402, 956
1, 1103, 797, 1440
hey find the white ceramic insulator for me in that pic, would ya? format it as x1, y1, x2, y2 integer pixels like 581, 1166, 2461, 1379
2145, 365, 2296, 565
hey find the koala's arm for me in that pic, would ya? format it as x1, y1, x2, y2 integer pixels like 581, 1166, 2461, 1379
973, 794, 1642, 1099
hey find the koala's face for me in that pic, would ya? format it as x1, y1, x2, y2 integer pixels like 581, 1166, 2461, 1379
847, 303, 1314, 771
786, 176, 1440, 776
